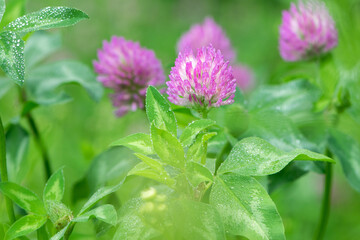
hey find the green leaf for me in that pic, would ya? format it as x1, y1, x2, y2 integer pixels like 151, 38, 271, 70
4, 7, 88, 33
210, 174, 285, 240
185, 162, 213, 187
151, 125, 185, 168
218, 137, 334, 176
224, 104, 249, 137
0, 0, 5, 22
43, 168, 65, 203
134, 153, 164, 173
49, 223, 69, 240
187, 132, 217, 164
0, 0, 26, 29
246, 110, 319, 152
128, 162, 175, 187
5, 123, 29, 181
78, 182, 122, 215
84, 147, 138, 192
248, 79, 320, 121
0, 31, 25, 85
73, 204, 117, 226
24, 31, 62, 69
0, 182, 45, 214
169, 199, 226, 240
4, 214, 47, 240
26, 60, 103, 105
146, 86, 177, 136
110, 133, 154, 155
179, 119, 216, 147
328, 129, 360, 192
114, 198, 158, 240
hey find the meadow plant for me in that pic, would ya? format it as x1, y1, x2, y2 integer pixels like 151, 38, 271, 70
0, 0, 359, 239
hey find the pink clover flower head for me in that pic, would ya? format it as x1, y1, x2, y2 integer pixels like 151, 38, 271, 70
94, 37, 165, 117
167, 45, 236, 111
279, 0, 338, 61
177, 17, 235, 62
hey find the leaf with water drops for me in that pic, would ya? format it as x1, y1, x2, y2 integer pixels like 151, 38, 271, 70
4, 214, 47, 240
0, 0, 5, 22
217, 137, 334, 176
4, 7, 88, 33
210, 174, 285, 240
0, 31, 25, 85
146, 86, 177, 136
179, 119, 216, 147
150, 124, 185, 169
110, 133, 154, 155
0, 182, 46, 214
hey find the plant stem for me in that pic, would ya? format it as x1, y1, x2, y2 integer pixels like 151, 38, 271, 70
64, 222, 76, 240
202, 109, 208, 119
18, 88, 52, 180
214, 141, 231, 174
314, 160, 333, 240
0, 116, 16, 223
26, 113, 52, 180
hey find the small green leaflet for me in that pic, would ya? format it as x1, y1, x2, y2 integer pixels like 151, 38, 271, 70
128, 162, 175, 187
0, 31, 25, 85
110, 133, 154, 155
146, 86, 177, 136
43, 168, 65, 204
4, 7, 89, 33
186, 132, 217, 164
72, 204, 117, 226
150, 125, 185, 169
0, 0, 5, 22
210, 174, 285, 240
78, 182, 122, 215
218, 137, 334, 176
328, 129, 360, 192
0, 182, 45, 214
179, 119, 216, 147
4, 214, 47, 240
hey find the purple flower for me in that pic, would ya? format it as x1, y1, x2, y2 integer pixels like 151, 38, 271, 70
279, 0, 338, 61
167, 45, 236, 111
94, 37, 165, 117
177, 17, 235, 62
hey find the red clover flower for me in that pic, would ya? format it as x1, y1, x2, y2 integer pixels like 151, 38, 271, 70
94, 37, 165, 117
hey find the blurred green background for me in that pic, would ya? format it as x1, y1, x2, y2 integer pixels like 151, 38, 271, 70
1, 0, 360, 239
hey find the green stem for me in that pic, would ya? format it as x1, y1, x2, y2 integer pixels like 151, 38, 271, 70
214, 142, 231, 174
0, 116, 16, 223
64, 223, 75, 240
18, 88, 52, 180
25, 113, 52, 180
314, 161, 333, 240
36, 225, 48, 240
202, 109, 208, 119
